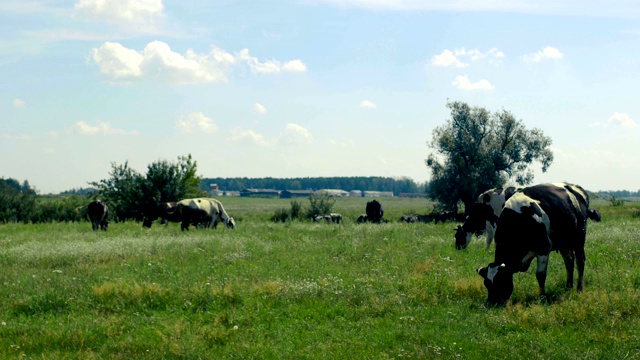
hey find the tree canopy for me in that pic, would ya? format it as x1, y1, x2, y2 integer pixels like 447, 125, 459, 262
425, 101, 553, 213
90, 154, 204, 221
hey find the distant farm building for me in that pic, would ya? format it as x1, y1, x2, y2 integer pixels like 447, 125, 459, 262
280, 190, 314, 198
315, 189, 350, 197
240, 188, 281, 198
349, 190, 363, 197
363, 191, 394, 198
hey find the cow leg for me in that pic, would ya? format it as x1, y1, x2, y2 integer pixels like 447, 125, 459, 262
576, 248, 586, 292
559, 249, 575, 290
535, 255, 550, 296
181, 217, 190, 231
92, 221, 98, 231
485, 222, 495, 251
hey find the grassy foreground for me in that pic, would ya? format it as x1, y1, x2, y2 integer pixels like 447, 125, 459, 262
0, 197, 639, 359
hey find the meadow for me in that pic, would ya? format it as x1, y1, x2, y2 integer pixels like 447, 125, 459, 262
0, 196, 639, 359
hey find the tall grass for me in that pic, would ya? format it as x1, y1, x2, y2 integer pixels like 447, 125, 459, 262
0, 198, 638, 359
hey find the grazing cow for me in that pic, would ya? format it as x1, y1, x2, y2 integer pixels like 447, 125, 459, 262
87, 200, 109, 231
477, 182, 602, 305
365, 200, 384, 224
400, 215, 421, 223
434, 211, 453, 224
177, 198, 236, 231
313, 213, 342, 223
142, 202, 181, 228
455, 187, 519, 250
356, 214, 369, 223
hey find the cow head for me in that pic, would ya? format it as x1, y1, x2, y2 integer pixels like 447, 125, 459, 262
477, 263, 515, 306
454, 225, 473, 250
226, 217, 237, 229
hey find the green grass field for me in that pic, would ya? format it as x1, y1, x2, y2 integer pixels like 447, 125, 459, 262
0, 197, 639, 359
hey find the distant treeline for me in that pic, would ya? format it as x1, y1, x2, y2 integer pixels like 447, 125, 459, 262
596, 190, 640, 199
200, 177, 426, 195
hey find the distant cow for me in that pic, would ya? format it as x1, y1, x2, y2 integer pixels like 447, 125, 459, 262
455, 187, 519, 250
142, 202, 181, 228
400, 215, 421, 223
356, 214, 369, 223
87, 200, 109, 231
477, 182, 602, 305
313, 213, 342, 223
365, 200, 384, 224
177, 198, 236, 231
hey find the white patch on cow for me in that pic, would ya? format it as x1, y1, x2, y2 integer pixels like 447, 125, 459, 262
505, 192, 551, 231
486, 263, 504, 283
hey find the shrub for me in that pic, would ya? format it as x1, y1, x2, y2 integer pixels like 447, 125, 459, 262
306, 193, 335, 219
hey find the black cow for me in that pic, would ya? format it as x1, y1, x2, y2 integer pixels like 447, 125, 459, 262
455, 187, 519, 250
477, 182, 602, 305
356, 214, 369, 223
87, 200, 109, 231
142, 202, 181, 228
365, 200, 384, 224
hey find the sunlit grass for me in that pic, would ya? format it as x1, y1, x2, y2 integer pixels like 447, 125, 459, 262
0, 199, 638, 358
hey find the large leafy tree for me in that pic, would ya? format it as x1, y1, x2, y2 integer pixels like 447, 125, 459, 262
91, 154, 204, 221
426, 101, 553, 214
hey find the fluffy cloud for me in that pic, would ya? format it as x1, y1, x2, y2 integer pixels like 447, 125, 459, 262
74, 0, 164, 24
452, 75, 495, 90
254, 103, 268, 115
360, 100, 377, 109
279, 123, 313, 145
591, 112, 638, 129
236, 49, 307, 75
230, 127, 270, 146
69, 121, 138, 135
91, 41, 306, 84
523, 46, 563, 62
13, 99, 25, 108
176, 112, 219, 133
431, 47, 504, 67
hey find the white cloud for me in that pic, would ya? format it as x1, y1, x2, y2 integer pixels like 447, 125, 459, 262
230, 127, 270, 146
283, 59, 307, 72
13, 99, 25, 108
523, 46, 564, 62
431, 49, 468, 67
254, 103, 268, 115
237, 49, 307, 74
176, 112, 219, 133
279, 123, 313, 145
452, 75, 495, 90
47, 131, 59, 137
91, 41, 306, 84
591, 112, 638, 129
431, 47, 504, 67
91, 42, 144, 80
69, 121, 138, 136
74, 0, 164, 24
360, 100, 377, 109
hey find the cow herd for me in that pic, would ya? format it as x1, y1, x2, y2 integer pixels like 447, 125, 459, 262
84, 182, 602, 306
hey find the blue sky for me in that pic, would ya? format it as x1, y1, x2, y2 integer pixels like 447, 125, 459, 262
1, 0, 639, 194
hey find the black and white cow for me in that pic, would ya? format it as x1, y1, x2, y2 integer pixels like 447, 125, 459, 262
455, 187, 519, 250
365, 200, 384, 224
87, 200, 109, 231
142, 202, 181, 228
477, 182, 601, 305
177, 198, 236, 231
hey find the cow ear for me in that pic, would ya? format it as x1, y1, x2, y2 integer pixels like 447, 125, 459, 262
477, 267, 488, 279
